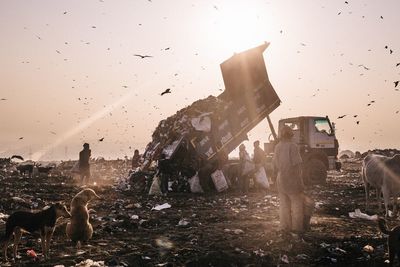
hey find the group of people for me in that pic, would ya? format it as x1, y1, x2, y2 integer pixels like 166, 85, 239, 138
78, 125, 310, 236
238, 140, 269, 192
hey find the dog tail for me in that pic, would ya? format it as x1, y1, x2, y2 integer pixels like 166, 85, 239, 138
378, 217, 391, 235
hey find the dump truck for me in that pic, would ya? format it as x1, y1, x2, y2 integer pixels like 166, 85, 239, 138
265, 116, 341, 184
142, 42, 340, 188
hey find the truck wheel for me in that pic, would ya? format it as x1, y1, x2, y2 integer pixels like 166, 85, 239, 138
305, 159, 327, 184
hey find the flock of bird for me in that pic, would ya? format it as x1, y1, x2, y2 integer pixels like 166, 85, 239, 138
0, 1, 399, 157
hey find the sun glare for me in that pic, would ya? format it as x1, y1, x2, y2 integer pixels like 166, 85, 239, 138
211, 2, 270, 54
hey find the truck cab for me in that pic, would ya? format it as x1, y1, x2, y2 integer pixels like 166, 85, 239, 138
266, 116, 340, 184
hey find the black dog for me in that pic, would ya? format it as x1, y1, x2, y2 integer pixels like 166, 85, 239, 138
2, 203, 71, 261
378, 217, 400, 267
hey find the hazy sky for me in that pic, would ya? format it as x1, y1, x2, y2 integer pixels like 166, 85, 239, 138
0, 0, 399, 160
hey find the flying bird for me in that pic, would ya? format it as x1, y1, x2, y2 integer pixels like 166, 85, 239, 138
344, 1, 348, 3
385, 45, 388, 49
160, 88, 171, 96
358, 64, 370, 70
1, 98, 6, 101
380, 15, 384, 19
19, 137, 24, 140
396, 63, 400, 67
134, 54, 152, 59
63, 11, 67, 14
11, 155, 24, 161
390, 49, 393, 54
353, 115, 358, 118
337, 115, 346, 119
99, 137, 104, 142
356, 121, 360, 125
395, 81, 399, 88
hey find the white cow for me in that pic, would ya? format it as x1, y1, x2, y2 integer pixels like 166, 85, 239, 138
362, 153, 400, 216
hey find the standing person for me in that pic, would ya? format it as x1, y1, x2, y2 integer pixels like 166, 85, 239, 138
239, 144, 253, 193
253, 140, 267, 173
79, 143, 91, 185
253, 140, 270, 190
158, 153, 172, 196
131, 149, 141, 170
273, 125, 305, 235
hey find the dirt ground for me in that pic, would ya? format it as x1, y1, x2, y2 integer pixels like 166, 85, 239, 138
0, 160, 396, 267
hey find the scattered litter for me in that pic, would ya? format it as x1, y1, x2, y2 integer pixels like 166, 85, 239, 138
26, 249, 37, 259
281, 254, 289, 264
12, 196, 25, 203
152, 203, 171, 211
348, 209, 378, 220
75, 259, 106, 267
363, 245, 374, 253
320, 242, 330, 248
177, 218, 190, 227
296, 254, 309, 260
233, 229, 244, 235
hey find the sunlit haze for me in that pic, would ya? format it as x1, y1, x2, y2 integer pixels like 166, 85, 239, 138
1, 0, 399, 160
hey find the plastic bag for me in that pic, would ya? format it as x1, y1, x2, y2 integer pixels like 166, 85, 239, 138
149, 175, 161, 195
254, 167, 269, 189
189, 173, 204, 193
242, 161, 255, 176
211, 170, 228, 192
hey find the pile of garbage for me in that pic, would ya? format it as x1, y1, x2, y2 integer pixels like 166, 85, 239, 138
142, 95, 227, 165
125, 95, 233, 194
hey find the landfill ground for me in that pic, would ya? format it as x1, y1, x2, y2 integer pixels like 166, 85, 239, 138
0, 159, 395, 267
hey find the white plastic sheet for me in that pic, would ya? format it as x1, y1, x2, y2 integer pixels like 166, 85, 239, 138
348, 209, 378, 221
152, 203, 171, 211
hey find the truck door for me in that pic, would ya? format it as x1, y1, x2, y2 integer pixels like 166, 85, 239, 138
308, 118, 335, 149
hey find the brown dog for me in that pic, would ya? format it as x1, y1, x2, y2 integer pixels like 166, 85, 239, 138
2, 203, 70, 261
66, 189, 100, 246
378, 217, 400, 267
